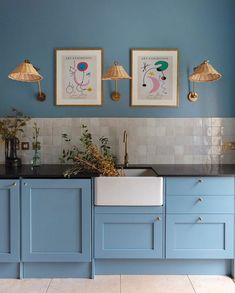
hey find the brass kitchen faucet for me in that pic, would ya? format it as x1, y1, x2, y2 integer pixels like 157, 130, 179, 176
123, 130, 129, 167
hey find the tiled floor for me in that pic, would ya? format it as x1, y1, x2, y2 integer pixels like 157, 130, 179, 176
0, 275, 234, 293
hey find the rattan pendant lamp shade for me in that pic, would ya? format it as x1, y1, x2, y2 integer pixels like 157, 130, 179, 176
103, 62, 131, 80
189, 60, 222, 82
8, 59, 46, 101
103, 62, 131, 101
188, 60, 222, 102
8, 60, 43, 82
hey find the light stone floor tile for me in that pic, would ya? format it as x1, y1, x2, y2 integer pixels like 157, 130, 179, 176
0, 279, 50, 293
47, 276, 120, 293
121, 275, 195, 293
0, 275, 235, 293
189, 275, 235, 293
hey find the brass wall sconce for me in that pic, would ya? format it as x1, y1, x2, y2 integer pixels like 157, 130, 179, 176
188, 60, 222, 102
103, 61, 131, 101
8, 59, 46, 102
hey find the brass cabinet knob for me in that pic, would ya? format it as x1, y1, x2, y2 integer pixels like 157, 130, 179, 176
197, 217, 203, 223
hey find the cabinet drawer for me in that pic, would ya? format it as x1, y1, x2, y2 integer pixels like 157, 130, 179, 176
166, 177, 234, 196
95, 213, 163, 259
167, 195, 234, 214
166, 214, 234, 259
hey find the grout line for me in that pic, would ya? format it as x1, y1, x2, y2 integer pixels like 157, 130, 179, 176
45, 279, 53, 293
187, 275, 197, 293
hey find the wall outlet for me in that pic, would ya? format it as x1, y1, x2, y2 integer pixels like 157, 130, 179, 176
223, 142, 235, 151
21, 142, 30, 150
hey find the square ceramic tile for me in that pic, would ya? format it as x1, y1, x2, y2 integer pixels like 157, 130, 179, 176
189, 275, 235, 293
0, 279, 50, 293
155, 126, 166, 136
121, 275, 195, 293
47, 276, 120, 293
193, 127, 203, 136
212, 118, 222, 127
147, 118, 157, 127
211, 127, 222, 136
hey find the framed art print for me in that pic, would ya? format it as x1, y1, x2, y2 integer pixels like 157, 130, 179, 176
131, 49, 179, 107
55, 48, 103, 106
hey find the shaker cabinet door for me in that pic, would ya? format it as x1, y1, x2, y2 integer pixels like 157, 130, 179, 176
0, 180, 20, 262
21, 179, 91, 262
95, 213, 163, 259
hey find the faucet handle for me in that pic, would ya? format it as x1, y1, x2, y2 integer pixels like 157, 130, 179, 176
124, 153, 129, 167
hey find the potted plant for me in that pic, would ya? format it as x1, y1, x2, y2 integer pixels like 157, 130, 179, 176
0, 108, 30, 167
32, 122, 41, 167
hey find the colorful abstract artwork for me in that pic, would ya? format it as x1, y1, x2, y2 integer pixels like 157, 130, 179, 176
131, 49, 179, 107
55, 49, 103, 106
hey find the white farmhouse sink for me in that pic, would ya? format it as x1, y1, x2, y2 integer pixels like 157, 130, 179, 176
95, 168, 163, 206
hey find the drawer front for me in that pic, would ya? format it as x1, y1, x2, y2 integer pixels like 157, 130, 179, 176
166, 214, 234, 259
167, 195, 234, 214
95, 213, 163, 259
166, 177, 234, 196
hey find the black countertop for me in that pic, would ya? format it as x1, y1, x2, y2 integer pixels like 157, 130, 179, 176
1, 164, 235, 179
0, 164, 99, 179
151, 164, 235, 177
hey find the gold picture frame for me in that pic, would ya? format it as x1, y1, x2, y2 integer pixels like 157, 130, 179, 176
55, 48, 103, 106
131, 49, 179, 107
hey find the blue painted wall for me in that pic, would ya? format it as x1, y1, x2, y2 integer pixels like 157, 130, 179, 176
0, 0, 234, 117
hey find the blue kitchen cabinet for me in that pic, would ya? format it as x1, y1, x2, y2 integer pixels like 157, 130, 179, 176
165, 177, 234, 259
21, 179, 91, 262
0, 180, 20, 262
95, 208, 163, 259
166, 214, 234, 259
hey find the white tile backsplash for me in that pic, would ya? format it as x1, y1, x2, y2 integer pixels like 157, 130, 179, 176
1, 117, 235, 165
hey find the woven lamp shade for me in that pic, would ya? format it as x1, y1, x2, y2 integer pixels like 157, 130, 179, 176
8, 60, 43, 82
189, 60, 222, 82
103, 62, 131, 80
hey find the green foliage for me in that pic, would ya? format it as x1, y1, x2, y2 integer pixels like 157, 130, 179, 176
60, 133, 79, 163
0, 108, 30, 141
32, 122, 41, 150
99, 136, 111, 157
60, 124, 113, 164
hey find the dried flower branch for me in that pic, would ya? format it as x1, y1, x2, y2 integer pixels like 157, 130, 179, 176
61, 125, 120, 177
